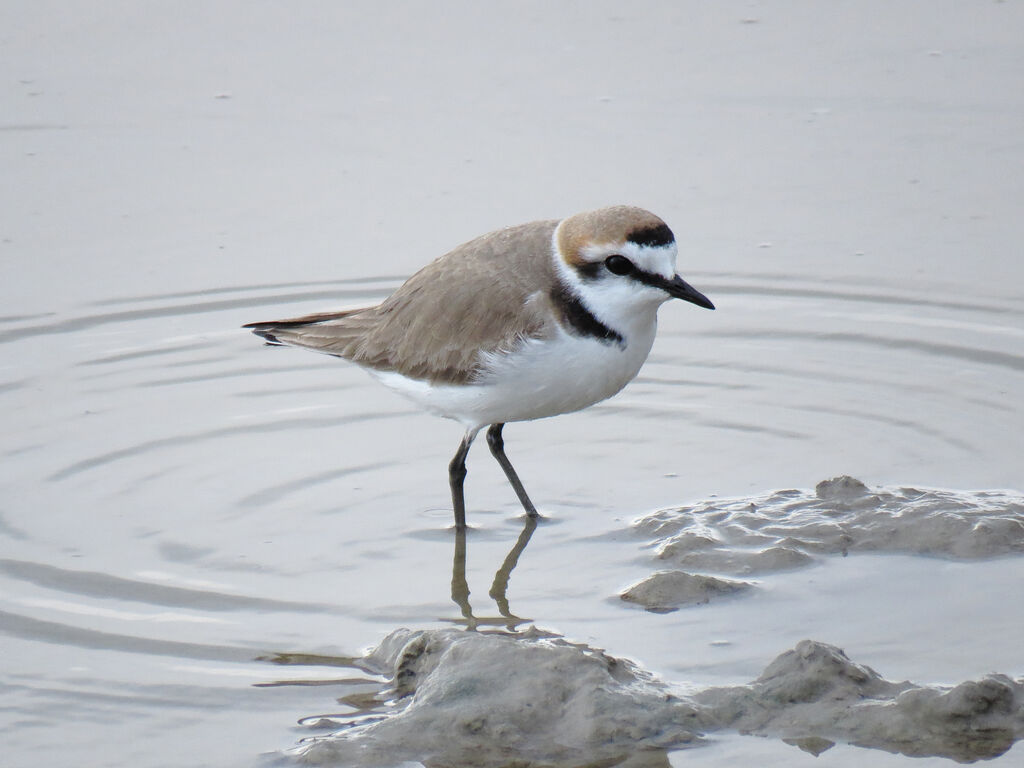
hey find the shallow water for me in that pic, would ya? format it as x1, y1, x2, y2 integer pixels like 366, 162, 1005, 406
4, 1, 1024, 766
3, 269, 1022, 766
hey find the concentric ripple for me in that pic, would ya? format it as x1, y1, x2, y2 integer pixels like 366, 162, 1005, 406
1, 271, 1022, 767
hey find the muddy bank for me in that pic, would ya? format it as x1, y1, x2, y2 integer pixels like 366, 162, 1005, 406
621, 476, 1024, 611
284, 628, 1023, 766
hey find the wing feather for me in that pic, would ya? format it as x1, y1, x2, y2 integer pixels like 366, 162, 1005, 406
243, 219, 562, 384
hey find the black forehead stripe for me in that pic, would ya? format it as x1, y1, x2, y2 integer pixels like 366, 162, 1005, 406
627, 223, 674, 248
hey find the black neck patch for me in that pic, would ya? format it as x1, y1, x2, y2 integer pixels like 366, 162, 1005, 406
549, 282, 624, 346
627, 223, 674, 248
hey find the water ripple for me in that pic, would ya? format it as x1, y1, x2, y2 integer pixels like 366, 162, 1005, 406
0, 559, 340, 614
239, 462, 394, 508
702, 329, 1024, 372
47, 412, 407, 482
712, 282, 1019, 315
0, 609, 258, 662
76, 342, 211, 367
88, 276, 404, 306
0, 289, 389, 345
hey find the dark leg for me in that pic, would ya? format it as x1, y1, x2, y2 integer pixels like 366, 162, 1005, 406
486, 423, 538, 517
448, 428, 478, 530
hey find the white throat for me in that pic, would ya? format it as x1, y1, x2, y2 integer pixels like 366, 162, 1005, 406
550, 230, 671, 347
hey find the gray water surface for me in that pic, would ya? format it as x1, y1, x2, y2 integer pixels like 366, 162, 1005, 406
3, 2, 1023, 766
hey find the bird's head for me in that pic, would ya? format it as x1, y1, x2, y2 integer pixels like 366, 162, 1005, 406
555, 206, 714, 320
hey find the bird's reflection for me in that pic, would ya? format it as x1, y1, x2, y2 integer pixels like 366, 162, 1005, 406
448, 515, 538, 631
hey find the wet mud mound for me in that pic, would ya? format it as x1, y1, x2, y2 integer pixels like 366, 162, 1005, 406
696, 640, 1024, 763
622, 476, 1024, 610
288, 628, 1024, 766
292, 627, 703, 766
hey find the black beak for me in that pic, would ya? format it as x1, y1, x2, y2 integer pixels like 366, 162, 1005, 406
662, 275, 715, 310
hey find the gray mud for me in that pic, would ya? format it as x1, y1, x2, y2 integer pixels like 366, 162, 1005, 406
620, 571, 754, 612
288, 628, 1024, 766
622, 477, 1024, 612
637, 475, 1024, 569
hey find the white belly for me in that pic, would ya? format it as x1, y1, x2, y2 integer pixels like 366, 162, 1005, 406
369, 319, 658, 429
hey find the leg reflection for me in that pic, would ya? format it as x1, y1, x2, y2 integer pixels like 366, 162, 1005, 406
448, 515, 539, 631
450, 525, 476, 630
489, 515, 538, 628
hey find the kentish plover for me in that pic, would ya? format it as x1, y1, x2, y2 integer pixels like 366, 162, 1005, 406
245, 205, 714, 529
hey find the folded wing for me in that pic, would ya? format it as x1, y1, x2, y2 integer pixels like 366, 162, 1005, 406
244, 219, 562, 385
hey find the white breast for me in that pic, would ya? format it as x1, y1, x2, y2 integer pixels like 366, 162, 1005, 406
370, 312, 658, 430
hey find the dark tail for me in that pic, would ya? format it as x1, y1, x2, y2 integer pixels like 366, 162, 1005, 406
243, 323, 285, 345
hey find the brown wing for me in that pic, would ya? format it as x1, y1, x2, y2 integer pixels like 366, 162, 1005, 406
243, 219, 562, 384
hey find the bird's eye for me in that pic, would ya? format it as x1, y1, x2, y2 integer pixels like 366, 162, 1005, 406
604, 254, 634, 275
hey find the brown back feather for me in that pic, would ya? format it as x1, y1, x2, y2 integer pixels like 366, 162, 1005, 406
243, 219, 561, 384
